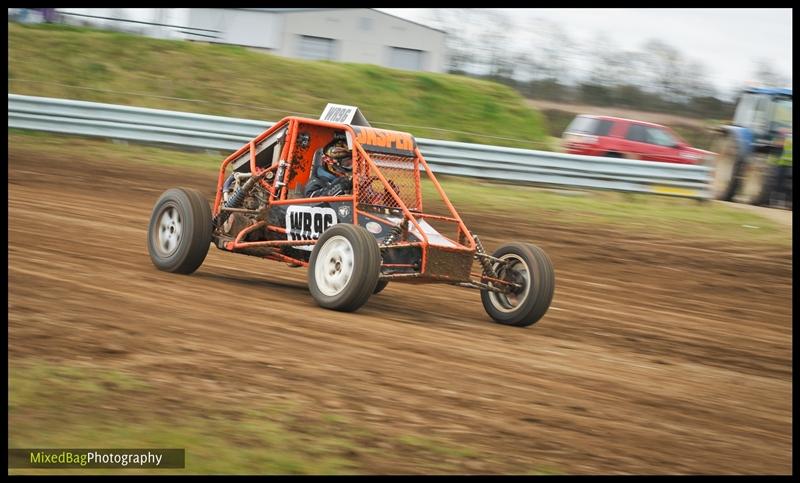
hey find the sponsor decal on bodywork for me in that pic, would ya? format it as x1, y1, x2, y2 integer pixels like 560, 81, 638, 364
365, 221, 383, 234
352, 127, 417, 156
286, 206, 338, 251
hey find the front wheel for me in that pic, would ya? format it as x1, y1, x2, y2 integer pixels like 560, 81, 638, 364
308, 224, 381, 312
480, 243, 555, 327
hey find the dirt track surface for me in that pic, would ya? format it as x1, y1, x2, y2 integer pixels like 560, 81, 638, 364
8, 149, 792, 474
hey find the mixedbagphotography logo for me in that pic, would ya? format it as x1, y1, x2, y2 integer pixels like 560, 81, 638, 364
8, 449, 185, 469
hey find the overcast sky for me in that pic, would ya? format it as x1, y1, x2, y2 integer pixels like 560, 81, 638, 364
379, 8, 792, 99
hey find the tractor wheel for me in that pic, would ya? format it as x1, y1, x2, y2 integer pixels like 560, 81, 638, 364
147, 188, 212, 274
708, 133, 741, 201
738, 156, 772, 206
308, 224, 381, 312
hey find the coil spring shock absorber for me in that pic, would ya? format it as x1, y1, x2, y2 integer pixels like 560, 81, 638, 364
473, 234, 499, 280
381, 221, 404, 246
213, 172, 266, 227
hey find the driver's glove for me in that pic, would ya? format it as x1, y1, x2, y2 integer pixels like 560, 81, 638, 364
322, 176, 352, 197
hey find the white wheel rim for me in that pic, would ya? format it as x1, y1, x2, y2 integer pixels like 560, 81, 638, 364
488, 254, 532, 313
314, 235, 355, 297
155, 205, 182, 257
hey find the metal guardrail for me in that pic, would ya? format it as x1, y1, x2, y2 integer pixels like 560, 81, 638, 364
8, 94, 711, 198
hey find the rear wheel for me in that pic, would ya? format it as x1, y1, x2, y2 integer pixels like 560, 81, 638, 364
308, 224, 381, 312
480, 243, 555, 327
147, 188, 212, 274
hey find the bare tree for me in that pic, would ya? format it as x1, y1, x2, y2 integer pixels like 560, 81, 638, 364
679, 60, 716, 99
430, 9, 464, 73
623, 51, 653, 90
752, 58, 789, 87
434, 9, 519, 80
642, 38, 685, 100
476, 10, 515, 78
430, 11, 729, 118
528, 18, 575, 82
587, 33, 627, 87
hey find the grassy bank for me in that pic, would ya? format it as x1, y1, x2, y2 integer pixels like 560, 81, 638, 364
9, 131, 790, 247
8, 23, 547, 149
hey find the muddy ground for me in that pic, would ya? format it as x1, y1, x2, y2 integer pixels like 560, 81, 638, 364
8, 148, 792, 474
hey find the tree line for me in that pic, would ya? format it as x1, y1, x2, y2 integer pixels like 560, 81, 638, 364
428, 10, 789, 121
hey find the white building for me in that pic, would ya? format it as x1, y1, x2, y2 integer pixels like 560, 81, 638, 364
55, 8, 447, 73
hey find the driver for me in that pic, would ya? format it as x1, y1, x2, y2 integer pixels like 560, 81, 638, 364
304, 136, 353, 198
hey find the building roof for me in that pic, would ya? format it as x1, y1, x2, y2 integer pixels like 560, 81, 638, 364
234, 8, 447, 34
371, 9, 446, 34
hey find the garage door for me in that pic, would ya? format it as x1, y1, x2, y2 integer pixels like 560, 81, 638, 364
296, 35, 336, 61
388, 47, 424, 71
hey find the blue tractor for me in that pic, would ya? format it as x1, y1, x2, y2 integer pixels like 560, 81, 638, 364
709, 87, 792, 208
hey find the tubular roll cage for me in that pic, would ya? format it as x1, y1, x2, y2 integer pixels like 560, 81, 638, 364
211, 116, 498, 286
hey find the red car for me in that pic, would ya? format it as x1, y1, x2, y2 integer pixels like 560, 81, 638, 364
562, 115, 713, 164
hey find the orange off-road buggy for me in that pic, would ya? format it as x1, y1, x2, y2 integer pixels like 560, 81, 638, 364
147, 105, 554, 327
